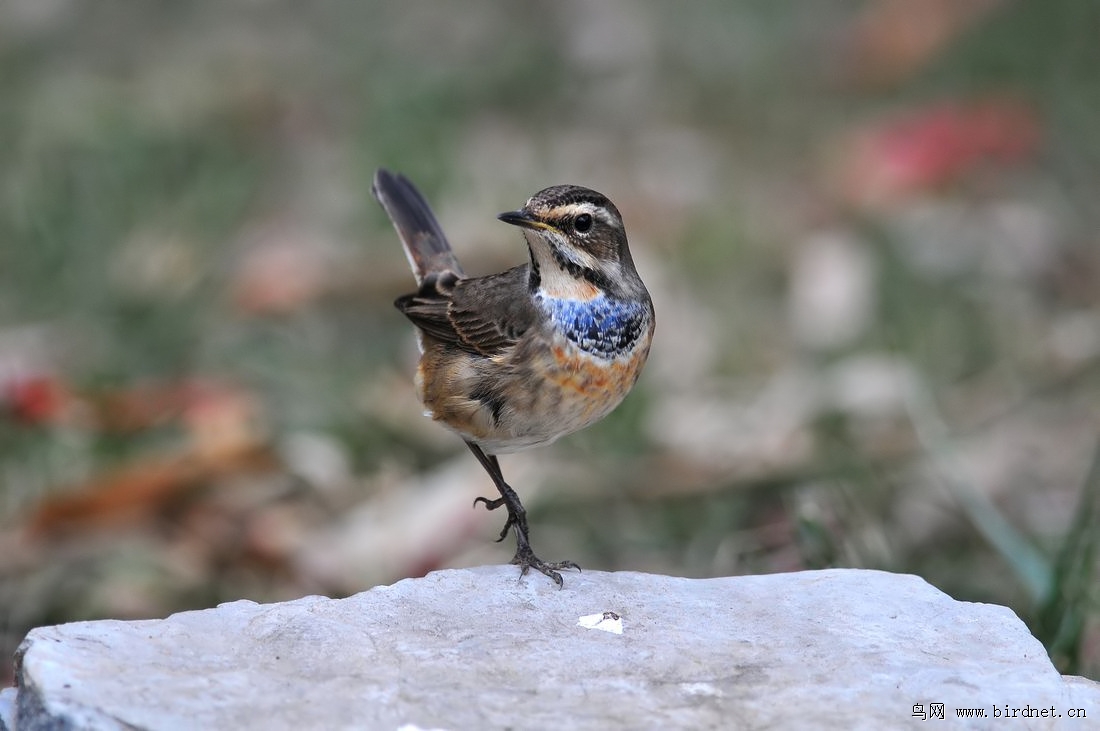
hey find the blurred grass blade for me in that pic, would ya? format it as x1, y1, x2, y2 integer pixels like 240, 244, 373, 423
1034, 439, 1100, 673
906, 384, 1052, 602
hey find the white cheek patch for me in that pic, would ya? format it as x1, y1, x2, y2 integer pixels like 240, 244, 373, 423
538, 260, 599, 299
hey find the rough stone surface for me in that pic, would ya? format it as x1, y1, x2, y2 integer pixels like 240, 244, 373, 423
8, 567, 1099, 730
0, 688, 15, 731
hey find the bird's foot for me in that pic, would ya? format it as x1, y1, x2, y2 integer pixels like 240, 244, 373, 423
472, 495, 504, 511
511, 542, 581, 589
473, 495, 513, 541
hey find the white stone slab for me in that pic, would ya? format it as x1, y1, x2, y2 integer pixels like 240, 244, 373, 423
10, 567, 1099, 730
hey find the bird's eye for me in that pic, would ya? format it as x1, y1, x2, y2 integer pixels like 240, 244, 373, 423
574, 214, 593, 234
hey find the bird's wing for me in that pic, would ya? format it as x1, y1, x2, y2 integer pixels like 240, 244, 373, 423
396, 265, 539, 357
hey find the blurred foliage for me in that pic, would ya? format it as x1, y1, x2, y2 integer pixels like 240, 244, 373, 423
2, 0, 1099, 683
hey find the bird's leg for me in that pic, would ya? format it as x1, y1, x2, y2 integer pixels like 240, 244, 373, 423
470, 452, 513, 541
466, 441, 580, 588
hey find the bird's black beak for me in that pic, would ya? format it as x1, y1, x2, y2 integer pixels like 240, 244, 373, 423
498, 209, 552, 231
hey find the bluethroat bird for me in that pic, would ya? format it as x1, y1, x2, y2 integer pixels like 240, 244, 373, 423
372, 169, 654, 587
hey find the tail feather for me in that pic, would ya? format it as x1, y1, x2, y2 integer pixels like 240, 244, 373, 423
372, 169, 463, 285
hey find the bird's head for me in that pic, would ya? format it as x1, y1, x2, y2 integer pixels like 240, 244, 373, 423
498, 185, 643, 301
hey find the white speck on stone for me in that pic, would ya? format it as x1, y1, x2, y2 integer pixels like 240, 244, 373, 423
680, 682, 723, 698
577, 611, 624, 634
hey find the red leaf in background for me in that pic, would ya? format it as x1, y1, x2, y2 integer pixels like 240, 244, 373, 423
3, 374, 260, 437
831, 98, 1041, 209
4, 375, 72, 426
6, 371, 280, 537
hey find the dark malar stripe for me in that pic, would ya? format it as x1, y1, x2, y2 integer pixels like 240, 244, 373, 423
549, 243, 615, 292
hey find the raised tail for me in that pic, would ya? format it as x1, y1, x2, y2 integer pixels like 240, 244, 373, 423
372, 169, 464, 286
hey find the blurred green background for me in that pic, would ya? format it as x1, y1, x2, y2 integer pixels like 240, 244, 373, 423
2, 0, 1098, 681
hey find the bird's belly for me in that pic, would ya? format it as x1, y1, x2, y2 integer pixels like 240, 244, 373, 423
417, 335, 651, 455
539, 343, 641, 427
483, 337, 649, 454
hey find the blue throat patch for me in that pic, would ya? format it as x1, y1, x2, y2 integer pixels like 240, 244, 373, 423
536, 293, 649, 359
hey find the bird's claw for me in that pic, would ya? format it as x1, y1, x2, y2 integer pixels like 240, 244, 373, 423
512, 544, 581, 589
473, 495, 512, 541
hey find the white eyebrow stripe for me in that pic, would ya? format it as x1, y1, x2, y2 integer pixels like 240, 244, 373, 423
554, 202, 617, 227
555, 203, 596, 217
